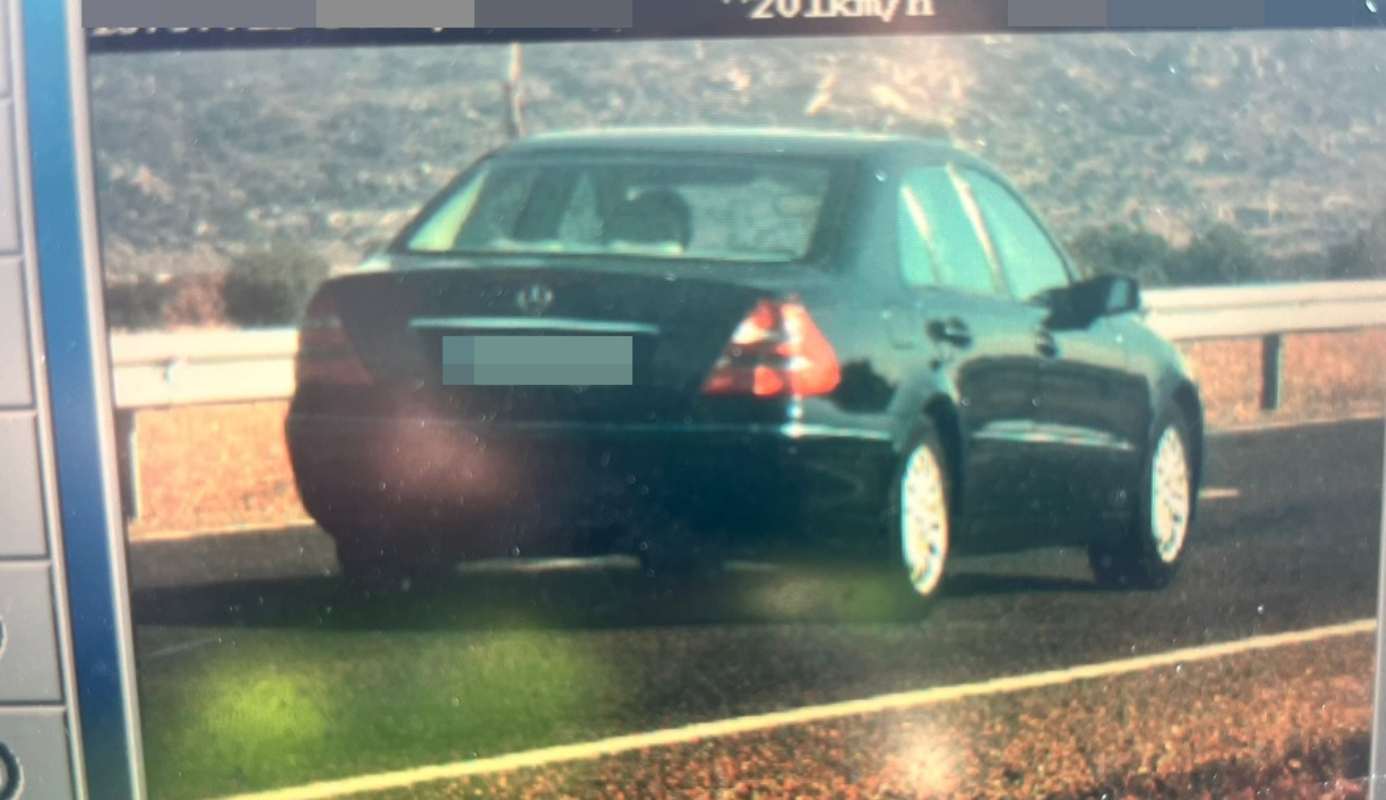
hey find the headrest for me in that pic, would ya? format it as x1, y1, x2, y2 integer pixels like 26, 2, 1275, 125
603, 189, 692, 249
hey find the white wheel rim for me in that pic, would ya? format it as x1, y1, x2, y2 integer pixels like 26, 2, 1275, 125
1150, 426, 1191, 564
900, 444, 949, 596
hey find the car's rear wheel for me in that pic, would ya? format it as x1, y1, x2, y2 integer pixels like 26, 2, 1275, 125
895, 429, 951, 600
1089, 412, 1194, 589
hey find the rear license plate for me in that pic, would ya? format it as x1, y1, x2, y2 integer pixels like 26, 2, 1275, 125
441, 335, 634, 386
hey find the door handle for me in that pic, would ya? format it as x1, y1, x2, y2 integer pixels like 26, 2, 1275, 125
1036, 329, 1059, 358
927, 317, 973, 347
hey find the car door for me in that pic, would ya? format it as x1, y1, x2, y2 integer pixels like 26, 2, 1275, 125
961, 169, 1143, 527
896, 165, 1048, 529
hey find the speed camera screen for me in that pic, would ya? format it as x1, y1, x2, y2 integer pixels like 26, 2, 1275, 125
90, 20, 1385, 800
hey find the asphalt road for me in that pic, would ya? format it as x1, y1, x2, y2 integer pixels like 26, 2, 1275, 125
127, 418, 1384, 798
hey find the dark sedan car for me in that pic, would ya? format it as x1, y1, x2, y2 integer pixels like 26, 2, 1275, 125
286, 128, 1203, 599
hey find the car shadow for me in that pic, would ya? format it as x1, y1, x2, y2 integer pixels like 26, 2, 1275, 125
941, 572, 1107, 598
130, 558, 1105, 632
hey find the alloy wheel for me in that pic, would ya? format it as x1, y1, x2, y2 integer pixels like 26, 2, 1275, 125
900, 442, 950, 596
1150, 425, 1191, 564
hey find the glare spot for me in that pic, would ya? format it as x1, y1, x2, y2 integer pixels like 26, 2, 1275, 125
893, 728, 962, 795
1367, 0, 1378, 13
197, 662, 330, 750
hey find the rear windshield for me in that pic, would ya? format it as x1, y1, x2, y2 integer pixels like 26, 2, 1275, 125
400, 153, 843, 264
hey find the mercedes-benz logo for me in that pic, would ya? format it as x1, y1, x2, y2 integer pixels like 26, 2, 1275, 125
515, 283, 555, 316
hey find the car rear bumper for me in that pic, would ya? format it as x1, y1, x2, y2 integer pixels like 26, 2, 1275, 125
285, 414, 897, 560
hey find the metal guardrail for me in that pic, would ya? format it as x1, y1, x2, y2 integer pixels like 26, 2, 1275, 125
1141, 280, 1386, 340
107, 280, 1386, 410
105, 279, 1386, 521
111, 329, 299, 410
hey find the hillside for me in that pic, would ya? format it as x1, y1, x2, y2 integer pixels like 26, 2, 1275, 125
87, 30, 1386, 277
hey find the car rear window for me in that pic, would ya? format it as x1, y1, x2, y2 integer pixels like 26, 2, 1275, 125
402, 154, 841, 264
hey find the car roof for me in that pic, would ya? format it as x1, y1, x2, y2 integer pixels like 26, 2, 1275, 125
503, 127, 977, 164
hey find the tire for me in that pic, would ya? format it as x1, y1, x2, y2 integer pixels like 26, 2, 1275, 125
1089, 410, 1195, 590
892, 428, 952, 601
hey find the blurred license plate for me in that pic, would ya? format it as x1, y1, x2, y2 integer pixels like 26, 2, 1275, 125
441, 335, 634, 386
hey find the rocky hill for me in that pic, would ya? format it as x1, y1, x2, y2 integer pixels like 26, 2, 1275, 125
88, 29, 1386, 277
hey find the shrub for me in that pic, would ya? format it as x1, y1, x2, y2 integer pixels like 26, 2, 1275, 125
105, 274, 171, 330
162, 273, 227, 327
1326, 210, 1385, 279
1068, 222, 1271, 286
1067, 224, 1175, 286
1170, 224, 1261, 285
222, 241, 330, 327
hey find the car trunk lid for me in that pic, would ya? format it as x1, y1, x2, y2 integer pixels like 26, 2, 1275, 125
319, 258, 822, 423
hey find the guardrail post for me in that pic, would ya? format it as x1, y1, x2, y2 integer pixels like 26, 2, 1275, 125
1261, 333, 1283, 412
114, 408, 140, 521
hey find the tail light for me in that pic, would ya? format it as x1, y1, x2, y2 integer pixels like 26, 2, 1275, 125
296, 292, 370, 386
702, 299, 841, 397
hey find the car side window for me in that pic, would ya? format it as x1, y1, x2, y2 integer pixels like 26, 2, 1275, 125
900, 167, 999, 295
964, 171, 1072, 301
897, 182, 939, 286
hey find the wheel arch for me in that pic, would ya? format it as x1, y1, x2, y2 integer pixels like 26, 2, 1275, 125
921, 394, 966, 516
1168, 379, 1205, 490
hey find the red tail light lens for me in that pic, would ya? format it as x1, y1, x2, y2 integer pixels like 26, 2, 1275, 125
296, 293, 370, 386
702, 299, 841, 397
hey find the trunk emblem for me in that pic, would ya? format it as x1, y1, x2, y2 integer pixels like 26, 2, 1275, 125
515, 283, 555, 315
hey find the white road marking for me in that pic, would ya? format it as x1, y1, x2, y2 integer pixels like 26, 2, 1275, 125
461, 555, 636, 574
1199, 487, 1241, 501
144, 635, 223, 660
214, 618, 1377, 800
460, 557, 779, 575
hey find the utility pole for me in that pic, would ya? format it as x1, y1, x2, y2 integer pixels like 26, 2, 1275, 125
504, 42, 525, 140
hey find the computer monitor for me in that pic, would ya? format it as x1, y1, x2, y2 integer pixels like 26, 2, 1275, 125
2, 1, 1385, 797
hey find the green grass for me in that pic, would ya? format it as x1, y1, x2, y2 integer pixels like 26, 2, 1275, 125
133, 562, 929, 799
137, 625, 621, 799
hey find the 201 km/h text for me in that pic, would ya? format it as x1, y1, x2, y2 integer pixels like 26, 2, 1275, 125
736, 0, 937, 23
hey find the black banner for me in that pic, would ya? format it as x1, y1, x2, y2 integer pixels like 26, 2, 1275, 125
87, 0, 1380, 52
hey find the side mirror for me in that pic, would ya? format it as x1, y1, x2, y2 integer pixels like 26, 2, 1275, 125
1046, 274, 1141, 330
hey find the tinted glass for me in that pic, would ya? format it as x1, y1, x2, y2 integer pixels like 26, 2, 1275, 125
406, 156, 836, 263
966, 171, 1071, 300
897, 183, 938, 286
901, 167, 998, 294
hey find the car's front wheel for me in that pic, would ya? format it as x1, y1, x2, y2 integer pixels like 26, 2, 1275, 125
895, 430, 952, 600
1089, 413, 1195, 589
